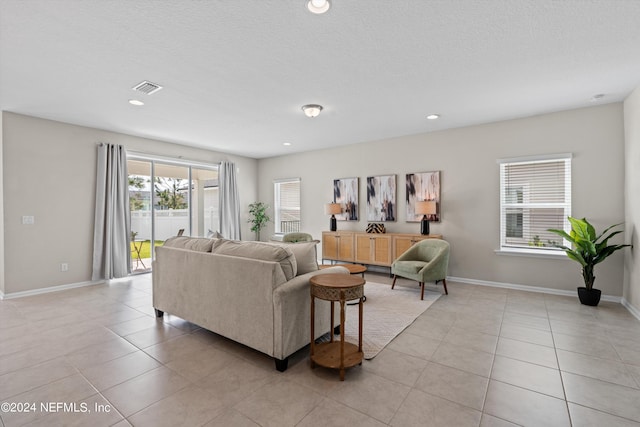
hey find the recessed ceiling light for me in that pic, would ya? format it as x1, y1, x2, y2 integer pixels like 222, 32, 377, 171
129, 99, 144, 106
307, 0, 330, 14
590, 94, 605, 102
283, 142, 292, 146
427, 114, 440, 120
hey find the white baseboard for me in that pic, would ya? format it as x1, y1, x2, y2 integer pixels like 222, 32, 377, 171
447, 276, 622, 303
622, 298, 640, 321
0, 280, 104, 300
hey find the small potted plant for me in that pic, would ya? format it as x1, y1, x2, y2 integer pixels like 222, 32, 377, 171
248, 202, 271, 241
548, 217, 630, 306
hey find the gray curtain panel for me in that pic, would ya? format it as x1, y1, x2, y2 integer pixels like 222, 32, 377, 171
219, 161, 241, 240
92, 143, 131, 280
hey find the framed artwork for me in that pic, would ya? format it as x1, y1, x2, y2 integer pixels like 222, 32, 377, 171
333, 177, 359, 221
366, 175, 396, 221
406, 171, 441, 222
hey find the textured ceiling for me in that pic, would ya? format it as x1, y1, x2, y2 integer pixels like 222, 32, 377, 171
1, 0, 640, 159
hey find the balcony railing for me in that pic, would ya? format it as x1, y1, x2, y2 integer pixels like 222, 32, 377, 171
280, 220, 300, 233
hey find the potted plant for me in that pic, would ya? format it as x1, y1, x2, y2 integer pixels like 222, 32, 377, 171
248, 202, 271, 241
548, 217, 630, 306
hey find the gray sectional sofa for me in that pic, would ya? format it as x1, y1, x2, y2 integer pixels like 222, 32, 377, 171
152, 236, 347, 371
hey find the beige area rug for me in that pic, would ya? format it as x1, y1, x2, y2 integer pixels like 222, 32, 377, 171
335, 281, 441, 359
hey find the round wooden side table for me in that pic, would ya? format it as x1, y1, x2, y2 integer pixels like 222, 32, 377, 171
309, 273, 365, 381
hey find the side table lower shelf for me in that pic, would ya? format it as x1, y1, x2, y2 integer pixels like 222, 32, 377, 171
311, 342, 363, 370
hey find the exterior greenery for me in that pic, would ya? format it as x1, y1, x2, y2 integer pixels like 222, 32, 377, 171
548, 217, 630, 290
248, 202, 271, 241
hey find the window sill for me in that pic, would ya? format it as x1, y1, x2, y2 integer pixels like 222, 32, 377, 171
495, 248, 568, 260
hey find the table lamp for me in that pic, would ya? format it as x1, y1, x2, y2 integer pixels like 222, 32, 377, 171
325, 203, 341, 231
415, 200, 437, 235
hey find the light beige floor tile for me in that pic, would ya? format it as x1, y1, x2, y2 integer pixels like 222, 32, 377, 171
196, 359, 276, 407
297, 397, 387, 427
107, 316, 162, 337
568, 403, 640, 427
363, 347, 428, 387
563, 371, 640, 422
64, 336, 139, 370
203, 408, 260, 427
491, 355, 564, 398
329, 370, 411, 424
626, 364, 640, 388
0, 358, 78, 400
102, 366, 190, 417
79, 350, 160, 391
0, 344, 67, 376
443, 326, 499, 354
414, 361, 489, 410
144, 333, 213, 364
122, 322, 186, 348
453, 316, 503, 336
480, 414, 521, 426
502, 311, 550, 330
234, 378, 324, 427
390, 388, 482, 427
404, 315, 452, 341
557, 349, 638, 388
0, 373, 97, 426
387, 331, 441, 360
430, 341, 494, 377
552, 331, 620, 360
495, 337, 558, 368
484, 380, 570, 426
21, 393, 124, 427
128, 385, 225, 427
612, 342, 640, 366
90, 307, 148, 327
504, 301, 548, 318
500, 323, 554, 347
164, 345, 238, 382
280, 355, 342, 395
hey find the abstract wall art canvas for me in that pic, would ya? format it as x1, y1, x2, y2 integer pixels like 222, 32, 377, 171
366, 174, 396, 221
333, 177, 359, 221
406, 171, 441, 222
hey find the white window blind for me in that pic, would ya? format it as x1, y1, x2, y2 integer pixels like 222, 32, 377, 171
274, 178, 301, 234
499, 154, 571, 252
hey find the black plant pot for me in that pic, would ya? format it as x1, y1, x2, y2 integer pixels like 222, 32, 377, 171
577, 287, 601, 306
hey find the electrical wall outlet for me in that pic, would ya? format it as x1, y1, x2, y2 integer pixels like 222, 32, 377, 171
22, 216, 35, 225
60, 263, 69, 272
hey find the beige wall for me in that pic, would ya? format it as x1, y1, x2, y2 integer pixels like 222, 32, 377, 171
0, 111, 4, 295
1, 112, 258, 295
624, 86, 640, 311
258, 103, 626, 296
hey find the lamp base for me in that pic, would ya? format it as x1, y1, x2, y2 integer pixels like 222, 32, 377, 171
420, 216, 430, 235
330, 216, 337, 232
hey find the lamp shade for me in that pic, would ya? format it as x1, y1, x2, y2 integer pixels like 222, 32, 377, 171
325, 203, 341, 215
415, 200, 437, 216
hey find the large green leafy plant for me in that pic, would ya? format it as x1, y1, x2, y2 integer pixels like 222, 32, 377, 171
248, 202, 271, 241
548, 217, 630, 290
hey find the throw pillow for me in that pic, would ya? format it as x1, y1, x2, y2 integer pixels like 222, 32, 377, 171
275, 241, 319, 275
163, 236, 216, 252
211, 239, 297, 281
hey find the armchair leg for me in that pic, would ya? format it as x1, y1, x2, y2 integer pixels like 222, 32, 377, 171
442, 278, 448, 295
420, 282, 425, 300
391, 275, 397, 289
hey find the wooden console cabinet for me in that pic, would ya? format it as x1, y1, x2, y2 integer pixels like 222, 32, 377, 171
322, 231, 355, 263
322, 231, 442, 267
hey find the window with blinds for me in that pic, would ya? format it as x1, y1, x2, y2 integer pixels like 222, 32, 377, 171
499, 154, 571, 252
274, 178, 301, 234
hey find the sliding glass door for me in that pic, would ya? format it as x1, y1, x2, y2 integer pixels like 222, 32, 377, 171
127, 157, 218, 274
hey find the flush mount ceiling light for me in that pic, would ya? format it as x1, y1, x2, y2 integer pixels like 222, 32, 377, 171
283, 142, 292, 146
128, 99, 144, 106
590, 94, 605, 102
302, 104, 323, 118
427, 114, 440, 120
307, 0, 331, 14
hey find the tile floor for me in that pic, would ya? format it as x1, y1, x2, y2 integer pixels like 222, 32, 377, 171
1, 272, 640, 426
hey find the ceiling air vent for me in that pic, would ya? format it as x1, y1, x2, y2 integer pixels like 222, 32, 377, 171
132, 80, 163, 95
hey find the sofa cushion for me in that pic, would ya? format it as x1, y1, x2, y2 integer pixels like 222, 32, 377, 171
212, 239, 297, 281
275, 241, 319, 275
163, 236, 216, 252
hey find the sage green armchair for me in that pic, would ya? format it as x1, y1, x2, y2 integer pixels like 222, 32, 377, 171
282, 232, 314, 243
391, 239, 450, 299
